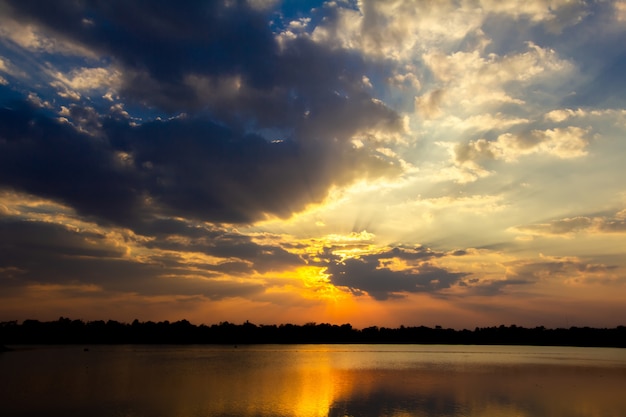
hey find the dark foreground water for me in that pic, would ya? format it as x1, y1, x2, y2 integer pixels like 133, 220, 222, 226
1, 344, 625, 417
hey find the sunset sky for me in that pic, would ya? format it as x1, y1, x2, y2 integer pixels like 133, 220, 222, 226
1, 0, 625, 329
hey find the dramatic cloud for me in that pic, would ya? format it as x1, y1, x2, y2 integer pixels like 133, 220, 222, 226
0, 0, 406, 228
316, 247, 467, 300
0, 89, 403, 226
0, 0, 625, 328
0, 216, 274, 298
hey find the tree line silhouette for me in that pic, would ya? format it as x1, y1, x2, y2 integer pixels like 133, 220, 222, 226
1, 318, 624, 347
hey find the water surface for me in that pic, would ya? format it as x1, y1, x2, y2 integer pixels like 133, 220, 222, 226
1, 344, 625, 416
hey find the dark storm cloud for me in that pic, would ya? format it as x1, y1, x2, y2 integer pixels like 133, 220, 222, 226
2, 0, 278, 98
0, 94, 400, 227
143, 225, 304, 274
0, 219, 124, 260
318, 247, 466, 300
0, 217, 265, 299
0, 218, 154, 291
0, 0, 404, 227
106, 115, 398, 224
0, 99, 144, 226
2, 0, 402, 125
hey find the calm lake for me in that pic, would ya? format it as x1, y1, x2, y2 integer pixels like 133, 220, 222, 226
1, 344, 625, 417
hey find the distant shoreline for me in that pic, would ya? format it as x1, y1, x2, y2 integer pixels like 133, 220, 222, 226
2, 318, 625, 348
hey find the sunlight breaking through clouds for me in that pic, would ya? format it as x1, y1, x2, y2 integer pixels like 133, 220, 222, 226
0, 0, 625, 328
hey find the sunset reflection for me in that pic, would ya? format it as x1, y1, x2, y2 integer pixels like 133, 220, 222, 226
1, 345, 625, 417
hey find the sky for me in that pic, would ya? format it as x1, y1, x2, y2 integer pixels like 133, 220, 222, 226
0, 0, 625, 329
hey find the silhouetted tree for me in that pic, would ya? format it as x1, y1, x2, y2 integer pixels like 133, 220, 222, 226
0, 319, 624, 347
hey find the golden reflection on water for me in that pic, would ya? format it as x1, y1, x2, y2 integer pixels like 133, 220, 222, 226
0, 345, 625, 417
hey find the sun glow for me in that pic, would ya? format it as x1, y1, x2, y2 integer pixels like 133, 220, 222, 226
291, 266, 347, 302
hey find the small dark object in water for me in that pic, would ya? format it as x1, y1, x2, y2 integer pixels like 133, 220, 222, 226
83, 348, 89, 352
